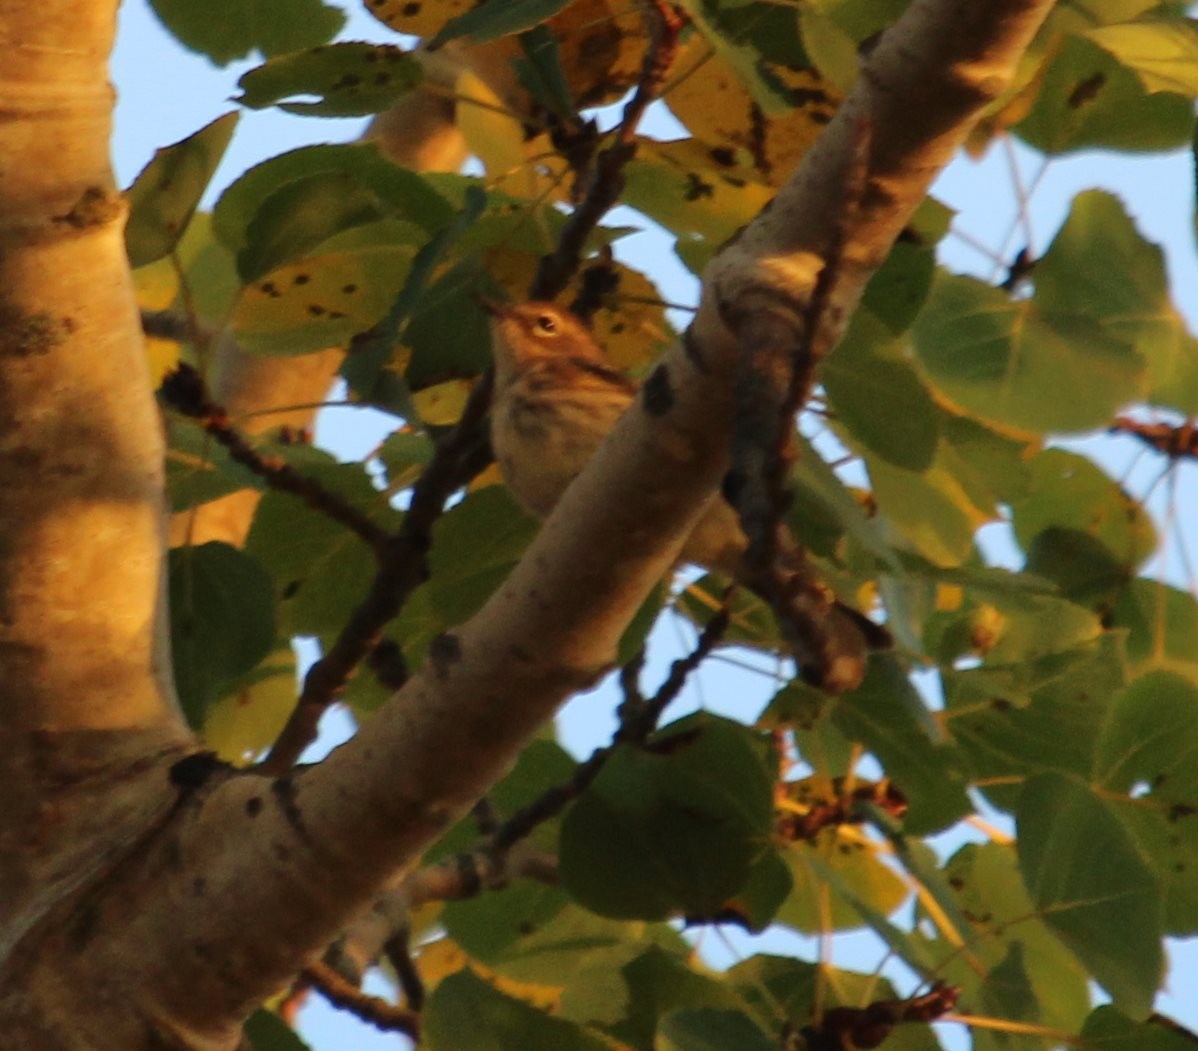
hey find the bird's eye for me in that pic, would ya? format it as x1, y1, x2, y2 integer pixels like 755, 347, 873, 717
535, 314, 558, 334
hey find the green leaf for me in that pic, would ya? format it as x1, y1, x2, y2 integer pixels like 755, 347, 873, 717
776, 828, 909, 934
515, 26, 575, 120
913, 272, 1145, 434
726, 956, 942, 1050
244, 457, 400, 637
559, 945, 737, 1048
164, 417, 259, 511
832, 656, 972, 834
230, 241, 416, 356
865, 442, 988, 568
861, 241, 937, 334
944, 636, 1124, 809
394, 487, 538, 665
213, 143, 452, 272
659, 1008, 776, 1051
1081, 1005, 1198, 1050
1086, 19, 1198, 96
1024, 528, 1130, 609
1016, 35, 1194, 154
1034, 190, 1198, 414
243, 1009, 311, 1050
1010, 448, 1155, 566
402, 260, 493, 389
169, 543, 277, 726
559, 715, 775, 920
1095, 671, 1198, 934
125, 113, 238, 267
441, 881, 676, 984
425, 738, 576, 862
423, 970, 609, 1051
237, 42, 423, 117
1017, 771, 1164, 1014
623, 140, 775, 247
937, 844, 1091, 1037
149, 0, 344, 66
1112, 579, 1198, 684
824, 312, 940, 472
674, 0, 797, 116
432, 0, 574, 45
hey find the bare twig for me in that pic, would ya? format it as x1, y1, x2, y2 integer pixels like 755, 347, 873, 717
382, 926, 425, 1012
1112, 416, 1198, 460
160, 364, 391, 555
299, 960, 420, 1038
530, 0, 684, 301
492, 603, 729, 854
797, 982, 960, 1050
259, 372, 496, 774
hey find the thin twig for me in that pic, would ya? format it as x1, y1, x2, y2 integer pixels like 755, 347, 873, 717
491, 603, 729, 854
160, 364, 391, 555
299, 960, 420, 1038
259, 372, 495, 774
801, 982, 960, 1050
530, 0, 684, 301
1112, 416, 1198, 460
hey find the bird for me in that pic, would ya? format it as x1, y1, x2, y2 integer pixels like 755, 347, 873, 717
483, 299, 887, 691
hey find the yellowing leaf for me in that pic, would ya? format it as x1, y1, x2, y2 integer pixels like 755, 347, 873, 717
456, 68, 533, 195
366, 0, 475, 37
412, 378, 473, 425
231, 246, 413, 356
203, 650, 298, 765
665, 37, 839, 184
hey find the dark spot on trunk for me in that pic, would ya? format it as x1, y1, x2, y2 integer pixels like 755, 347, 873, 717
643, 365, 674, 416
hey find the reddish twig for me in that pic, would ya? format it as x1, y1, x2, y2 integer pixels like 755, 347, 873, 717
161, 364, 391, 555
530, 0, 684, 301
775, 778, 908, 842
299, 960, 420, 1038
796, 982, 960, 1050
1112, 416, 1198, 459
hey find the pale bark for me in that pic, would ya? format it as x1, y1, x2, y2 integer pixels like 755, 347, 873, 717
0, 0, 1056, 1046
0, 0, 191, 979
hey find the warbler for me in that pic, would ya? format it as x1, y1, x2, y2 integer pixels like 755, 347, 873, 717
485, 300, 886, 689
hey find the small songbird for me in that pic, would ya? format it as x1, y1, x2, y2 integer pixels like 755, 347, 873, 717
485, 300, 886, 690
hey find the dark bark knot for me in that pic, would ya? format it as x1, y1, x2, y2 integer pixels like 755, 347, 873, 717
429, 632, 463, 680
642, 364, 674, 416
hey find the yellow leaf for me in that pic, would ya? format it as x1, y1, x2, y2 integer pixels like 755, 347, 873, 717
203, 652, 298, 765
412, 378, 473, 425
456, 68, 533, 195
665, 37, 840, 184
365, 0, 475, 37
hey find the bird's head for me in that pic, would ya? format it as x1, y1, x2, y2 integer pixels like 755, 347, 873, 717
482, 300, 606, 377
